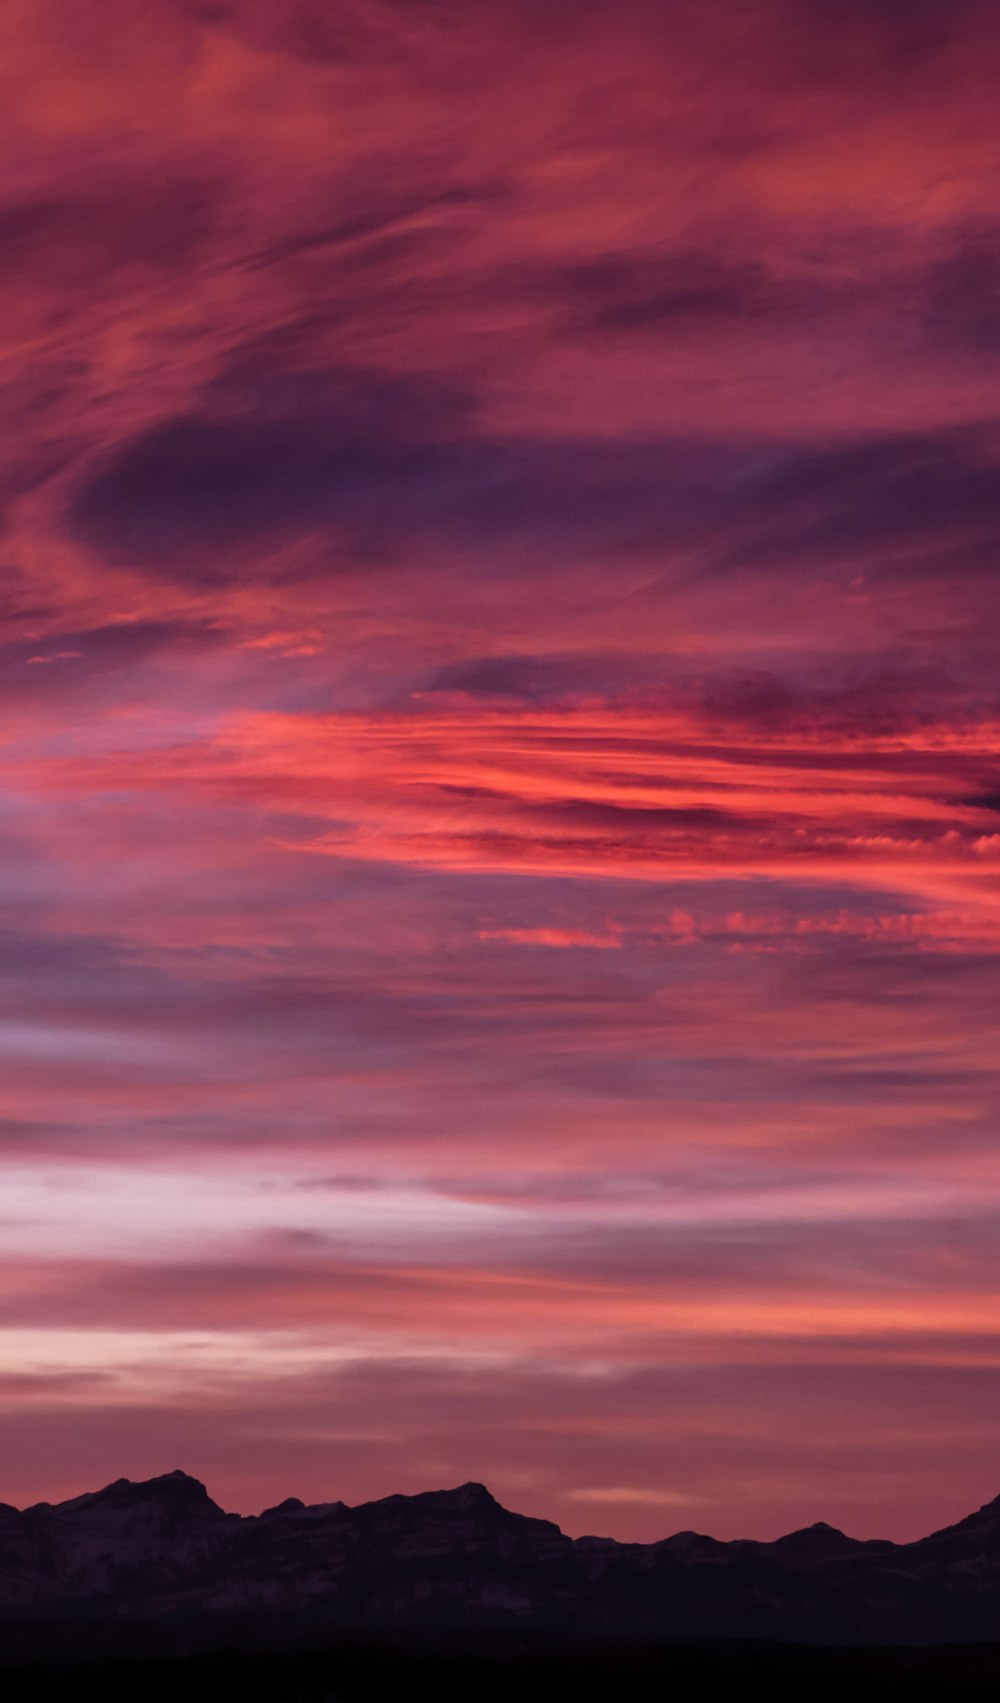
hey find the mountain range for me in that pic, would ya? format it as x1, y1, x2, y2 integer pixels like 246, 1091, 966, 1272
1, 1472, 998, 1646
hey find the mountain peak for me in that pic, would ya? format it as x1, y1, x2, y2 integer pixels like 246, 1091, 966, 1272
366, 1481, 506, 1518
435, 1481, 502, 1511
117, 1470, 213, 1500
55, 1470, 223, 1517
261, 1496, 306, 1518
774, 1520, 854, 1550
920, 1488, 1000, 1543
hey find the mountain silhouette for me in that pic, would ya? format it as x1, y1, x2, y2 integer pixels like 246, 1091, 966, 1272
1, 1473, 998, 1645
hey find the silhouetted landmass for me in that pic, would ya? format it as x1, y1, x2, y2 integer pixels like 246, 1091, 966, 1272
1, 1471, 998, 1656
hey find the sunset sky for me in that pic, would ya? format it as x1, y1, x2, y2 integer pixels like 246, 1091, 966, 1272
2, 0, 1000, 1542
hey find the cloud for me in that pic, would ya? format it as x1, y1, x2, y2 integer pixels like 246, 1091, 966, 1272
3, 0, 1000, 1540
558, 247, 843, 336
741, 427, 1000, 580
67, 367, 474, 578
1, 1341, 998, 1541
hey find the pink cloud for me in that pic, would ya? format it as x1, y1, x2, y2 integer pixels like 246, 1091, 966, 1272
1, 0, 1000, 1537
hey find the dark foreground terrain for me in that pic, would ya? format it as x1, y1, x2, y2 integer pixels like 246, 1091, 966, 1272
2, 1471, 1000, 1646
4, 1638, 1000, 1703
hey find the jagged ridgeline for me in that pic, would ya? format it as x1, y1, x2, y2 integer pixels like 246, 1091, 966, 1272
1, 1472, 999, 1645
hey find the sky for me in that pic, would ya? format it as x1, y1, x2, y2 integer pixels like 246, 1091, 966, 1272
1, 0, 1000, 1543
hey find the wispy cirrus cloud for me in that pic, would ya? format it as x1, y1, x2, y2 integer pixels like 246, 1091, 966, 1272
2, 0, 1000, 1540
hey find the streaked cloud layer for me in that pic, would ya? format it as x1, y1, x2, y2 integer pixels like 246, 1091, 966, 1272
2, 0, 999, 1540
